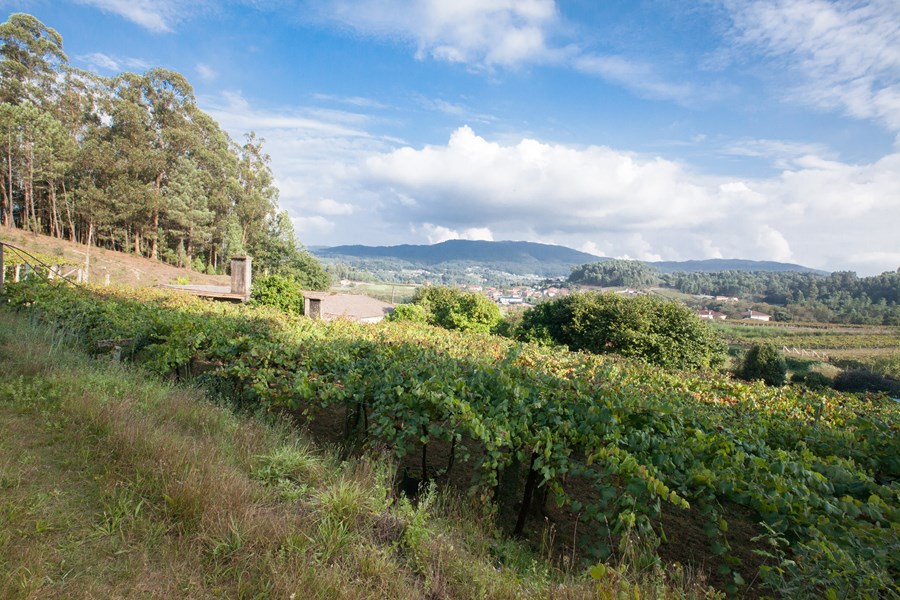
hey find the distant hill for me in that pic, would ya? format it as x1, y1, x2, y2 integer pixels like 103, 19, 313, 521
649, 259, 826, 274
319, 240, 604, 266
315, 240, 826, 278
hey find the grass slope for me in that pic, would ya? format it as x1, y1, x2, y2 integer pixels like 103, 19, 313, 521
0, 312, 715, 599
0, 229, 228, 288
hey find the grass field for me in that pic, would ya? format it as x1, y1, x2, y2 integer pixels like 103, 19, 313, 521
332, 282, 419, 304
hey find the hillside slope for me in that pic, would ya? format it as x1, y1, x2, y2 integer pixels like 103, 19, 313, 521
0, 229, 228, 288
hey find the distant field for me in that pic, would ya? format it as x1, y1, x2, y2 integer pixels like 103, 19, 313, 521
713, 320, 900, 378
331, 282, 419, 304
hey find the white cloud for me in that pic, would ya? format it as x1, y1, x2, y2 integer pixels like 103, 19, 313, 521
754, 225, 794, 263
77, 52, 150, 73
418, 97, 497, 123
196, 63, 217, 82
580, 241, 608, 257
421, 224, 494, 244
294, 215, 335, 234
722, 138, 835, 169
363, 125, 721, 232
323, 0, 561, 68
314, 199, 354, 216
726, 0, 900, 130
573, 54, 694, 104
75, 0, 189, 32
79, 52, 120, 71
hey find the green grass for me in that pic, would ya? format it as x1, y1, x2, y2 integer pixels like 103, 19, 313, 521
0, 311, 717, 599
332, 282, 419, 304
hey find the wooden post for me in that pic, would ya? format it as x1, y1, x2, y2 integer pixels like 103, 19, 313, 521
230, 256, 252, 298
0, 242, 4, 295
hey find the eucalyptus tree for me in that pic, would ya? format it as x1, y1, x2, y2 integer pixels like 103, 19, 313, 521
234, 132, 278, 250
0, 13, 66, 106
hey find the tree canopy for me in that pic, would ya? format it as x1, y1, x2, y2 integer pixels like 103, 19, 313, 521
0, 13, 328, 285
569, 259, 661, 288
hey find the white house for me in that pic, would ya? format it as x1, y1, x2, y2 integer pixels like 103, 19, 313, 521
742, 309, 771, 322
696, 309, 727, 320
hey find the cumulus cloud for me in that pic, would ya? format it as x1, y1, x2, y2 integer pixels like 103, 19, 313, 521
358, 126, 900, 273
725, 0, 900, 130
362, 125, 721, 232
321, 0, 561, 68
421, 223, 494, 244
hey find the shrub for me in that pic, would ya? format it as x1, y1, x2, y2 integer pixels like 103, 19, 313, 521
387, 303, 428, 324
411, 286, 502, 333
833, 369, 900, 395
517, 292, 727, 370
740, 344, 787, 386
250, 274, 304, 316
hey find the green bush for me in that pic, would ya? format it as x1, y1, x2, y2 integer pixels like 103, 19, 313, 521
411, 286, 502, 334
387, 303, 428, 324
517, 292, 726, 370
833, 369, 900, 395
250, 274, 304, 316
790, 371, 832, 389
740, 344, 787, 386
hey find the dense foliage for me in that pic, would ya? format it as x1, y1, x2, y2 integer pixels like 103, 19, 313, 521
403, 285, 502, 333
0, 13, 326, 282
6, 280, 899, 598
664, 269, 900, 325
250, 274, 305, 316
518, 292, 727, 371
566, 259, 900, 325
569, 260, 661, 288
739, 344, 788, 386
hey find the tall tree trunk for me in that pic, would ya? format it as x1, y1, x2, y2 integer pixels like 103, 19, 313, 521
26, 142, 36, 234
84, 221, 93, 283
4, 130, 12, 227
49, 185, 61, 238
62, 181, 75, 241
151, 172, 162, 260
186, 228, 194, 267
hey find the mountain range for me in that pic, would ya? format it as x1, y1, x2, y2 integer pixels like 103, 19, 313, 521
313, 240, 825, 277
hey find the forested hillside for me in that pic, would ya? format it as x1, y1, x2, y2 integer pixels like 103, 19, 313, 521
570, 260, 900, 325
0, 13, 326, 285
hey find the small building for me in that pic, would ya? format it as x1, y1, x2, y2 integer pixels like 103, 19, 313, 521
696, 309, 727, 320
742, 309, 771, 322
302, 291, 395, 324
498, 296, 524, 305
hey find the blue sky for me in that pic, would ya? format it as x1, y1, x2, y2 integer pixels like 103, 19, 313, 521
4, 0, 900, 274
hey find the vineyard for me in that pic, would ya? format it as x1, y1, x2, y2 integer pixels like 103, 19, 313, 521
4, 281, 899, 598
713, 321, 900, 351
